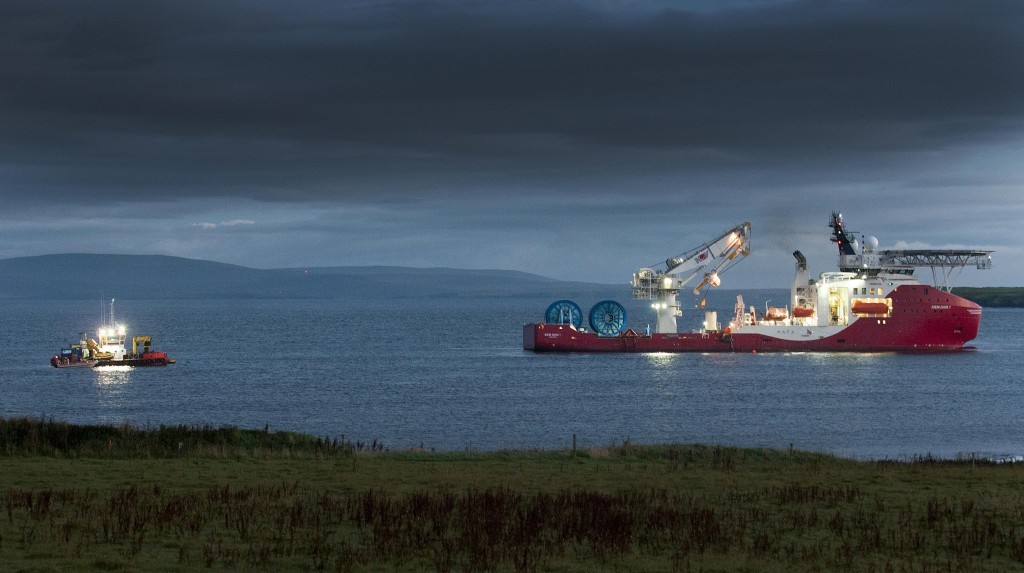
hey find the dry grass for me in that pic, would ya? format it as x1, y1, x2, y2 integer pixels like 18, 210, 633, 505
2, 417, 1023, 572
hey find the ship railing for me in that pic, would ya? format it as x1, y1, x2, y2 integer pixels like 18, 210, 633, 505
818, 272, 857, 284
878, 249, 994, 292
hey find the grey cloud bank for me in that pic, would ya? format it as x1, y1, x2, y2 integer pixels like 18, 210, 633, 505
1, 0, 1021, 287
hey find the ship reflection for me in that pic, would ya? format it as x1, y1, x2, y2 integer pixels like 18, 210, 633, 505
93, 365, 133, 385
93, 366, 132, 410
803, 352, 885, 365
643, 352, 679, 367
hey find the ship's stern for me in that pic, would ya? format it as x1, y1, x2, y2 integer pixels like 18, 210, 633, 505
523, 323, 537, 350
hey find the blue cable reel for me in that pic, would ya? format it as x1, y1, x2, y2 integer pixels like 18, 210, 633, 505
589, 300, 627, 336
545, 300, 583, 328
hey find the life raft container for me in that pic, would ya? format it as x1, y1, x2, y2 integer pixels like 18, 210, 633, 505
852, 300, 890, 315
792, 306, 815, 318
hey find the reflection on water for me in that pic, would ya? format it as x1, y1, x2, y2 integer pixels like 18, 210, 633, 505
643, 353, 679, 367
646, 354, 682, 436
94, 365, 133, 385
802, 351, 886, 366
93, 366, 133, 411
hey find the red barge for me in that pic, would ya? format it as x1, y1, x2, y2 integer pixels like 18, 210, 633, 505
524, 212, 992, 353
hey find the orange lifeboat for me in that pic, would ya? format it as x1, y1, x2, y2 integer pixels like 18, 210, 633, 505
764, 307, 788, 321
792, 306, 815, 318
852, 300, 890, 315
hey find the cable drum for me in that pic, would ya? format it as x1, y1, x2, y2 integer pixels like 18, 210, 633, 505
544, 300, 583, 328
589, 300, 627, 336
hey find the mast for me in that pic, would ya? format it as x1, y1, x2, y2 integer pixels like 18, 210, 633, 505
829, 212, 862, 273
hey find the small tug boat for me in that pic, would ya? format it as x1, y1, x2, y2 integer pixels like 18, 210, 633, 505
51, 345, 97, 368
524, 212, 993, 353
51, 299, 175, 368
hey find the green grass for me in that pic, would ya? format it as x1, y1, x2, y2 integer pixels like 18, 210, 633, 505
2, 417, 1024, 572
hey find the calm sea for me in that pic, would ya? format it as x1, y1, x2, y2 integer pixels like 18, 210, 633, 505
2, 293, 1021, 460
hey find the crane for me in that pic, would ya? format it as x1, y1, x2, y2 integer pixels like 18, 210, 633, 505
632, 222, 751, 333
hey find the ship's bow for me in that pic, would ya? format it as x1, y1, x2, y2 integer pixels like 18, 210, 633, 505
957, 295, 983, 346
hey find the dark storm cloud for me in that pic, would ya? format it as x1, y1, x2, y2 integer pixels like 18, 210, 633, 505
1, 0, 1023, 205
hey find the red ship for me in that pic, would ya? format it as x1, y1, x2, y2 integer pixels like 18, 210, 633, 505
524, 212, 992, 353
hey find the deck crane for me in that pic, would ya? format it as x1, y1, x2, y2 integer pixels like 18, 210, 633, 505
632, 222, 751, 334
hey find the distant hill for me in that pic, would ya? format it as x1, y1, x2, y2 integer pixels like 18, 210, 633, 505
955, 287, 1024, 308
4, 254, 1015, 305
0, 254, 610, 300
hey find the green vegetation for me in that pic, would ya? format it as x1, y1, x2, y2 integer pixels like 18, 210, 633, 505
3, 418, 1024, 572
957, 287, 1024, 308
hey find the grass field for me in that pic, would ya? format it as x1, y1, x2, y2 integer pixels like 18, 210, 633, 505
2, 417, 1024, 572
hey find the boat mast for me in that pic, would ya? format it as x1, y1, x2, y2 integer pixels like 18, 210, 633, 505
829, 212, 857, 257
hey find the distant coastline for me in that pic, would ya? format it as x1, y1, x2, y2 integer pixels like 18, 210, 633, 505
0, 253, 606, 300
956, 287, 1024, 308
0, 254, 1019, 305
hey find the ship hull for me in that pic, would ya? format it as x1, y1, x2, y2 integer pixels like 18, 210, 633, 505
525, 286, 982, 353
95, 353, 174, 367
52, 359, 99, 368
94, 359, 172, 367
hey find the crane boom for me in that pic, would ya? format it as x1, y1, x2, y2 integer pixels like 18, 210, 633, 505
633, 222, 751, 333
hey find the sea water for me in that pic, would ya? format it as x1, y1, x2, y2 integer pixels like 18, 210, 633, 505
1, 295, 1022, 460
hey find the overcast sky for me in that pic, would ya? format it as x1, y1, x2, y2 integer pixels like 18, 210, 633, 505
1, 0, 1021, 288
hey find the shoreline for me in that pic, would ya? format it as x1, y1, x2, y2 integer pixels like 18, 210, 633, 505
4, 417, 1024, 571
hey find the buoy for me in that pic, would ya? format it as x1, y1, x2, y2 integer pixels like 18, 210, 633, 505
752, 349, 757, 354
